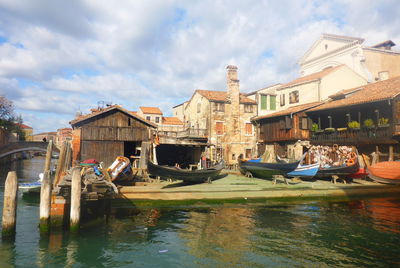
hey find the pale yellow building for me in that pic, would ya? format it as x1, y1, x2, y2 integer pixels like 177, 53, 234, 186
299, 33, 400, 82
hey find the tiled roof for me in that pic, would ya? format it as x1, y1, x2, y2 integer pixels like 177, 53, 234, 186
162, 117, 183, 125
371, 40, 395, 49
245, 83, 282, 96
278, 65, 344, 89
139, 106, 163, 115
252, 102, 323, 121
196, 90, 256, 104
308, 76, 400, 112
70, 105, 157, 128
16, 123, 33, 129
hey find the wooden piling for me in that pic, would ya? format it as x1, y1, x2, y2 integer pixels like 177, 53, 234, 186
70, 167, 81, 233
39, 171, 52, 233
54, 141, 67, 187
2, 171, 18, 238
43, 140, 53, 174
64, 142, 72, 171
389, 145, 394, 161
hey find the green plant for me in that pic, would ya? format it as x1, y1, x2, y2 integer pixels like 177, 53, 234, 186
363, 118, 375, 128
378, 117, 389, 126
311, 123, 319, 131
347, 121, 360, 129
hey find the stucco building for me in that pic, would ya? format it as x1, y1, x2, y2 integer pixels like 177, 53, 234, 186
299, 33, 400, 82
176, 65, 257, 164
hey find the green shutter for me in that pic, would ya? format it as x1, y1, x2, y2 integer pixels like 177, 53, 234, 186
270, 95, 276, 111
261, 95, 267, 110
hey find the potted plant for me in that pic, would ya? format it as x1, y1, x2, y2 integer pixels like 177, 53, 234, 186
311, 123, 324, 133
363, 118, 375, 129
378, 117, 390, 128
347, 121, 360, 131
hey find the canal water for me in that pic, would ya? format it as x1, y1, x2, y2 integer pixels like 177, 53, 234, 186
0, 157, 399, 267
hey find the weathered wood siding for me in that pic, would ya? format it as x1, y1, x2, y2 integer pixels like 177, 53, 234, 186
81, 141, 124, 167
260, 114, 309, 142
81, 126, 148, 141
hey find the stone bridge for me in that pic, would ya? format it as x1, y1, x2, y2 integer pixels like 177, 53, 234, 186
0, 141, 60, 159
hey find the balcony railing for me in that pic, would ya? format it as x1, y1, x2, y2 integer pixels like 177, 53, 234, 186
310, 126, 394, 144
157, 128, 208, 139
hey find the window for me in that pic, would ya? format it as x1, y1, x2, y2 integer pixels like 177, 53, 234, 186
216, 122, 224, 135
299, 117, 310, 130
378, 71, 389, 81
245, 149, 252, 159
197, 103, 201, 113
269, 95, 276, 111
285, 116, 293, 129
244, 104, 253, 113
289, 91, 299, 104
245, 123, 253, 135
215, 102, 225, 112
280, 94, 285, 106
128, 118, 131, 126
146, 116, 151, 121
155, 117, 160, 123
260, 95, 267, 110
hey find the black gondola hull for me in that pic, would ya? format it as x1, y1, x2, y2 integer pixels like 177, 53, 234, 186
147, 161, 224, 183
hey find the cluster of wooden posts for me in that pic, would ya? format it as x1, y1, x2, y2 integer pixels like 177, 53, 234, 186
1, 140, 82, 239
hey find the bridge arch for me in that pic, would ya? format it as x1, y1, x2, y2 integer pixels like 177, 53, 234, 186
0, 142, 60, 159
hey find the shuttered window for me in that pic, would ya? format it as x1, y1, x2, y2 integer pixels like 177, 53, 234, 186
280, 94, 285, 106
245, 123, 253, 135
216, 122, 224, 135
260, 95, 267, 110
270, 95, 276, 111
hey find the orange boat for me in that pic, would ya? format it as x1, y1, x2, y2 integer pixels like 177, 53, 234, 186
367, 161, 400, 184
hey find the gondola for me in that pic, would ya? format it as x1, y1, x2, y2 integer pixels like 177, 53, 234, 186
314, 159, 359, 178
147, 161, 224, 183
238, 158, 300, 179
367, 161, 400, 184
287, 162, 320, 179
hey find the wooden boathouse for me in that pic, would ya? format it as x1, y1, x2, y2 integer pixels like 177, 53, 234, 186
70, 105, 157, 167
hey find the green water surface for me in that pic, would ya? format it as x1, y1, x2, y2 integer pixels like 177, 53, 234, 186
0, 158, 399, 267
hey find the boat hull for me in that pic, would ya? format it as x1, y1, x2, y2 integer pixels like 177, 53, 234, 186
368, 161, 400, 179
315, 161, 360, 178
147, 161, 224, 183
238, 160, 300, 179
287, 163, 320, 179
19, 181, 41, 193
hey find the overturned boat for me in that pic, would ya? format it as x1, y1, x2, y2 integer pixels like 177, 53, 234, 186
367, 161, 400, 184
147, 161, 224, 183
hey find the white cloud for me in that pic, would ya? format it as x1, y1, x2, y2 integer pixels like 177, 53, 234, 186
0, 0, 399, 133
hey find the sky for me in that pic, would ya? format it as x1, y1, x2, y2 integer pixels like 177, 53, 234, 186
0, 0, 399, 133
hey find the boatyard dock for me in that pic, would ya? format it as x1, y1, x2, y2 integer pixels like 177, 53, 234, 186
117, 172, 400, 205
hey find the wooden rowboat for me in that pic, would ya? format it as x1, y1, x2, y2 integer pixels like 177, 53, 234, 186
147, 161, 224, 183
367, 161, 400, 184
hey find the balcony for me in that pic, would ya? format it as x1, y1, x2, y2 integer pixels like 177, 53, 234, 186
157, 128, 208, 139
310, 126, 395, 145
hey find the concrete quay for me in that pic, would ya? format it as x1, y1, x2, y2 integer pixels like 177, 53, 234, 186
116, 172, 400, 206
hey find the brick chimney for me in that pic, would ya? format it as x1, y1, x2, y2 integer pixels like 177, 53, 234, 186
227, 65, 239, 103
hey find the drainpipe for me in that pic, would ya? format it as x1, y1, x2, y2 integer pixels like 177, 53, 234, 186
317, 79, 322, 101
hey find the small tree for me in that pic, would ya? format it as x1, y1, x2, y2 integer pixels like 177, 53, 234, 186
0, 96, 26, 140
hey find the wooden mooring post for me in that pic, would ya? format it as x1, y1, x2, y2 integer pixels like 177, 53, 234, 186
70, 167, 81, 233
2, 171, 18, 238
39, 171, 52, 233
